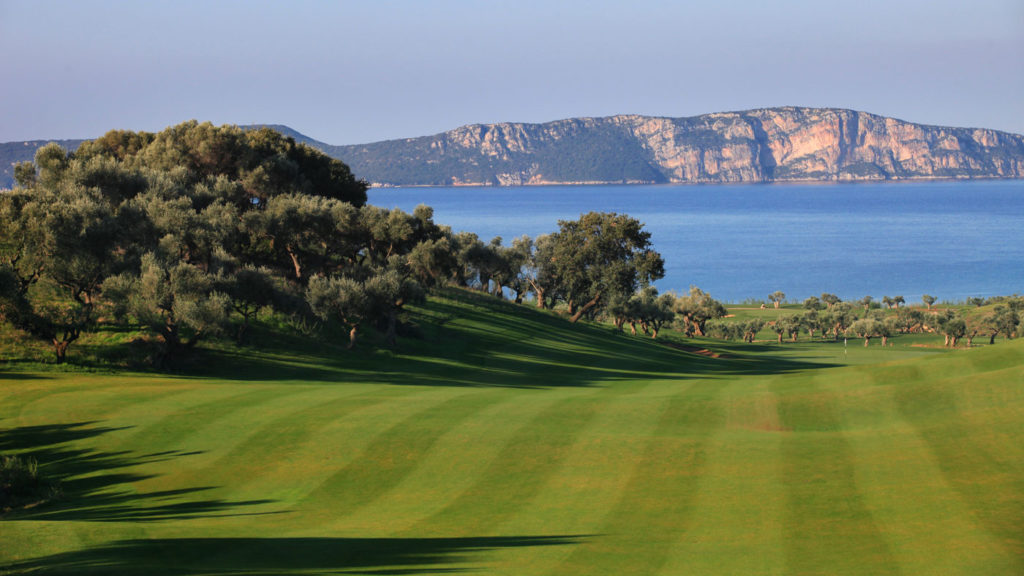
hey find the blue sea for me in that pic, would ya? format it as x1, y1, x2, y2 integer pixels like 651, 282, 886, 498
369, 180, 1024, 303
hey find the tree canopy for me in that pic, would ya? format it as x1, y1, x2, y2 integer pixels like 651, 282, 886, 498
540, 212, 665, 323
0, 122, 377, 364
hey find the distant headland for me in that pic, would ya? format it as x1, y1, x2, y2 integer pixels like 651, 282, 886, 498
4, 107, 1024, 189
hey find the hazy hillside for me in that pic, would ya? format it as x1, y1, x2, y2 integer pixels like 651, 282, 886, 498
0, 139, 85, 189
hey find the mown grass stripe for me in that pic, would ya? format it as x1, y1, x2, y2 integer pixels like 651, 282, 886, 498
265, 387, 460, 515
133, 386, 355, 495
777, 373, 900, 576
550, 380, 726, 575
181, 387, 394, 506
892, 367, 1024, 569
0, 379, 195, 457
5, 295, 1024, 575
840, 392, 1018, 574
658, 379, 786, 575
293, 388, 492, 525
4, 379, 196, 444
0, 521, 86, 566
33, 385, 196, 429
0, 381, 93, 421
475, 380, 673, 573
112, 386, 302, 457
321, 388, 572, 535
402, 387, 611, 537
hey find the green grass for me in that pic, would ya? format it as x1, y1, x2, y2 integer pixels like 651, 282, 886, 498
1, 288, 1022, 575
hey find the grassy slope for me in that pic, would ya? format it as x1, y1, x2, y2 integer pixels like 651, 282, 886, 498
1, 289, 1022, 575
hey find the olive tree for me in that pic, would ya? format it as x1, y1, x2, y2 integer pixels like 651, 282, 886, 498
779, 314, 804, 342
849, 317, 890, 347
103, 253, 232, 366
971, 305, 1019, 345
540, 212, 664, 323
674, 286, 727, 337
220, 264, 294, 343
803, 296, 825, 312
803, 309, 824, 340
243, 193, 359, 283
820, 293, 842, 309
822, 302, 858, 340
0, 144, 141, 362
306, 275, 371, 350
306, 266, 424, 349
525, 233, 560, 309
926, 310, 966, 347
742, 319, 765, 343
627, 287, 676, 338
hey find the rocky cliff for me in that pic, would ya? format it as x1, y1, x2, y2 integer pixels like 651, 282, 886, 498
334, 107, 1024, 186
4, 108, 1023, 190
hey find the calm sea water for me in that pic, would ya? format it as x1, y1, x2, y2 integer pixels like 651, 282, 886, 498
369, 180, 1024, 303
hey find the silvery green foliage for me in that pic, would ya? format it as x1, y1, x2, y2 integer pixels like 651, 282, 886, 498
849, 317, 887, 345
0, 144, 140, 361
102, 253, 231, 363
674, 286, 727, 337
307, 275, 370, 327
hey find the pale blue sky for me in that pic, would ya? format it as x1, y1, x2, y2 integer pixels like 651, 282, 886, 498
1, 0, 1021, 143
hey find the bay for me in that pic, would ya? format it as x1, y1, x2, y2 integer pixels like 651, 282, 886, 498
369, 180, 1024, 303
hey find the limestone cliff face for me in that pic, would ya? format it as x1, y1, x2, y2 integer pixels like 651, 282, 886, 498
335, 107, 1024, 186
5, 111, 1019, 190
733, 108, 1024, 182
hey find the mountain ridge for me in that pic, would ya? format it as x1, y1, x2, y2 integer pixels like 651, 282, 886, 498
334, 107, 1024, 186
3, 107, 1023, 189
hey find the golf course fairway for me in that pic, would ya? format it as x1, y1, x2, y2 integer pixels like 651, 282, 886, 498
2, 290, 1022, 575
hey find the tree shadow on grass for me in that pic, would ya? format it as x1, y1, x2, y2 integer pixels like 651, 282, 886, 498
0, 422, 276, 522
4, 535, 590, 575
376, 295, 839, 387
0, 371, 51, 381
180, 290, 839, 389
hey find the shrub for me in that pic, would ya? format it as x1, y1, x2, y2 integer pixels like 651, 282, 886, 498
1, 454, 62, 512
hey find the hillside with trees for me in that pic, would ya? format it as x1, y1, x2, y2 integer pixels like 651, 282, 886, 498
0, 122, 672, 366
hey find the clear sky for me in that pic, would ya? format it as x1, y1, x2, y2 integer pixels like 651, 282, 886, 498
1, 0, 1022, 144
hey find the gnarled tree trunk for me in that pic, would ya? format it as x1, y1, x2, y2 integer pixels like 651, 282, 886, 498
569, 293, 601, 323
347, 325, 359, 350
52, 340, 71, 363
528, 280, 545, 309
286, 245, 302, 280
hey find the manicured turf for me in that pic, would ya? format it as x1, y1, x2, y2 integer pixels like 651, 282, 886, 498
1, 289, 1022, 574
